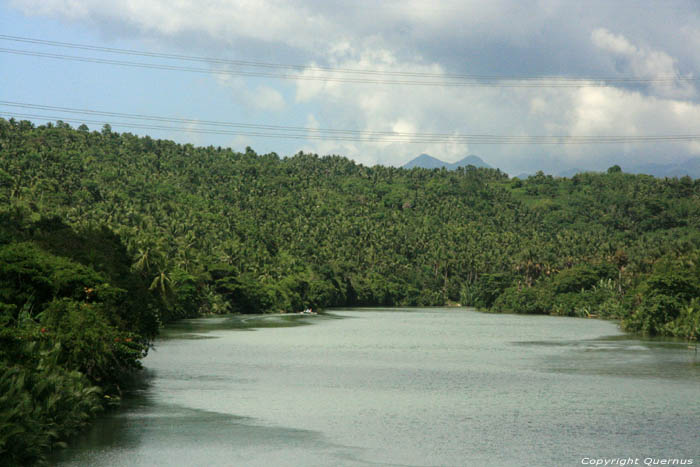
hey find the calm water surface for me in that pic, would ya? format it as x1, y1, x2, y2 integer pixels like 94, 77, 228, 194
54, 308, 699, 466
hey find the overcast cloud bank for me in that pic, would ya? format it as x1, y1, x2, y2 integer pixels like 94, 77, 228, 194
8, 0, 700, 173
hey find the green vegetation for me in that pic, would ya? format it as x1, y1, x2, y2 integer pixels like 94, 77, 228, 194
0, 209, 160, 465
1, 118, 699, 463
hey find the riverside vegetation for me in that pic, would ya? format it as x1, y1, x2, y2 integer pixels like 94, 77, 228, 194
1, 118, 699, 464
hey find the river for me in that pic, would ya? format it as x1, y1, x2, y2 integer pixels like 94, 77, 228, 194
53, 308, 699, 466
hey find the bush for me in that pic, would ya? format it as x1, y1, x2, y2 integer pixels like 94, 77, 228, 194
460, 273, 513, 308
663, 299, 700, 341
0, 347, 102, 467
623, 270, 700, 335
550, 264, 616, 294
492, 286, 551, 314
216, 273, 275, 313
39, 299, 147, 386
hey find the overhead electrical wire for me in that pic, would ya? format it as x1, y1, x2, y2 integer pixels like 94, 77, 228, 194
0, 101, 475, 138
0, 34, 696, 87
0, 33, 693, 83
8, 111, 683, 144
2, 36, 696, 146
4, 34, 485, 79
0, 47, 614, 87
2, 102, 698, 145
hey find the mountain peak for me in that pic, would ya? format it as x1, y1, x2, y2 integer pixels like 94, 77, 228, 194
403, 154, 447, 169
402, 154, 491, 170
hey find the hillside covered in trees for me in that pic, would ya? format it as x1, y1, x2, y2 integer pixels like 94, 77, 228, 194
1, 117, 700, 462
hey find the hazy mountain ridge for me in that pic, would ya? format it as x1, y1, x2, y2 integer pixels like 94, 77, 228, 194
515, 157, 700, 179
402, 154, 492, 170
402, 154, 700, 179
631, 157, 700, 178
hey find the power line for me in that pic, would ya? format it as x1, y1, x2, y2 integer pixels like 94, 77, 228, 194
6, 100, 617, 140
0, 47, 605, 87
0, 34, 470, 80
5, 100, 700, 142
0, 43, 696, 88
2, 112, 418, 143
2, 105, 699, 145
0, 101, 428, 137
1, 33, 692, 84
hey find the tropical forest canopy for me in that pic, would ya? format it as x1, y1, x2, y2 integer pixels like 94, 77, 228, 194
1, 117, 700, 463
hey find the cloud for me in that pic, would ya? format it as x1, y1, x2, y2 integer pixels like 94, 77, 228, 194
215, 75, 286, 112
591, 28, 695, 98
292, 43, 700, 171
566, 85, 700, 166
8, 0, 700, 173
9, 0, 342, 55
11, 0, 700, 74
252, 85, 286, 112
592, 28, 636, 56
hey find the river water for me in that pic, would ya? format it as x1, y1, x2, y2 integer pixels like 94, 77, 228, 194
54, 308, 699, 466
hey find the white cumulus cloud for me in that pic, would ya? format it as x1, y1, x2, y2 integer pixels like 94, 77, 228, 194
591, 28, 695, 98
7, 0, 700, 173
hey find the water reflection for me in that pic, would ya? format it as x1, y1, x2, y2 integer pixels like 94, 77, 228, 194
54, 378, 363, 466
54, 309, 700, 466
516, 336, 700, 380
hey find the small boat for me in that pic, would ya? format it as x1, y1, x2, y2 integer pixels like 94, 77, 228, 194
300, 308, 317, 315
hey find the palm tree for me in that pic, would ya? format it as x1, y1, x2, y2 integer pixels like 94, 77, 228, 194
131, 246, 153, 275
149, 269, 173, 303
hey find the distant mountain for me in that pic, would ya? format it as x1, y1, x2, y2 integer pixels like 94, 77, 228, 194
629, 158, 700, 178
402, 154, 447, 169
402, 154, 491, 170
514, 158, 700, 179
453, 155, 492, 169
404, 156, 700, 179
556, 168, 588, 178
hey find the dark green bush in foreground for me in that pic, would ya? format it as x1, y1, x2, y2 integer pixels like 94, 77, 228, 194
0, 212, 155, 465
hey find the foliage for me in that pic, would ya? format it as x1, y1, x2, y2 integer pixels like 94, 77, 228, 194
0, 345, 102, 467
0, 208, 153, 465
1, 118, 699, 327
622, 257, 700, 335
460, 273, 514, 308
2, 117, 700, 462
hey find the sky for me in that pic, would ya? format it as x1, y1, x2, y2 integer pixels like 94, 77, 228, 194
2, 0, 700, 175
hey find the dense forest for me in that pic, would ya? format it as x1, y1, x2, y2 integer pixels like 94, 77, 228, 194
1, 118, 699, 463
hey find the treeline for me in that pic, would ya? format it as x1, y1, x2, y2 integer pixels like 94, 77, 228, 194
1, 118, 700, 460
1, 119, 699, 333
